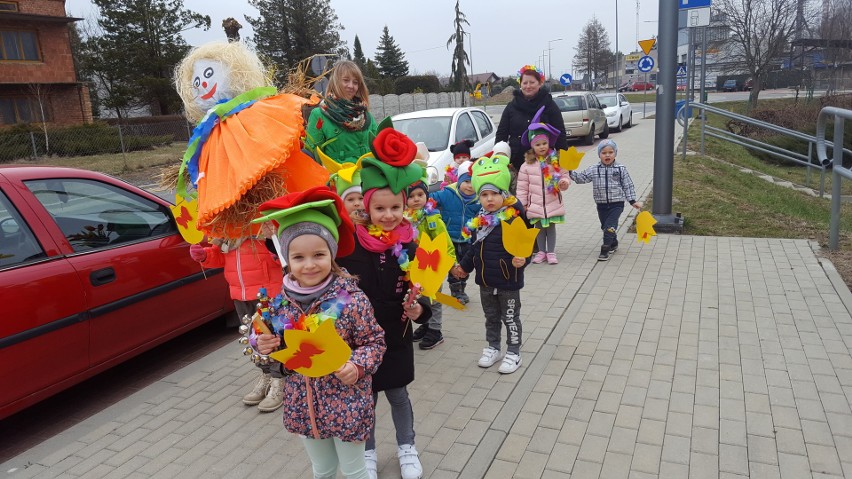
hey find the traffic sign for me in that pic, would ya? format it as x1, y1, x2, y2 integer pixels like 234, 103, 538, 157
686, 7, 711, 26
676, 65, 687, 77
559, 73, 573, 86
638, 39, 656, 56
679, 0, 711, 8
638, 55, 655, 73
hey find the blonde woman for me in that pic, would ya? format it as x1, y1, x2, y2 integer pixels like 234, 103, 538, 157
306, 60, 378, 164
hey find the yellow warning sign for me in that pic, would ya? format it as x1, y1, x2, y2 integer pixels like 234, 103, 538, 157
638, 39, 656, 56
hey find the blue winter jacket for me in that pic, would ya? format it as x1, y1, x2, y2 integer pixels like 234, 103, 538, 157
430, 184, 481, 243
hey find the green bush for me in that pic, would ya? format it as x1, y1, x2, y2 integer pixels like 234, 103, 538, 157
394, 75, 442, 94
0, 122, 173, 162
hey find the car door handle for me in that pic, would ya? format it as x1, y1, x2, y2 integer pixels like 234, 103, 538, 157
90, 267, 116, 286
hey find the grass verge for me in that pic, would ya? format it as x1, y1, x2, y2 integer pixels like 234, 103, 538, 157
685, 97, 852, 195
11, 144, 185, 179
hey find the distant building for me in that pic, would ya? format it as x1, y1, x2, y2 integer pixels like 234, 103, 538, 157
0, 0, 92, 126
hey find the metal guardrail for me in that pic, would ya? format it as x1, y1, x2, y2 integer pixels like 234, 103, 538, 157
817, 107, 852, 250
678, 102, 836, 196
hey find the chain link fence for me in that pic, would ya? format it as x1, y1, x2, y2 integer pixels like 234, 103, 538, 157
0, 119, 192, 164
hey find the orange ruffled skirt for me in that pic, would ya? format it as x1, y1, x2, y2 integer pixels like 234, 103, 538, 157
195, 93, 329, 237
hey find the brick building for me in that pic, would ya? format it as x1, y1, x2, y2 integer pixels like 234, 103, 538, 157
0, 0, 92, 126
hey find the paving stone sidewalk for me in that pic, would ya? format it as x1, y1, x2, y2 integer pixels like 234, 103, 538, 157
4, 119, 852, 479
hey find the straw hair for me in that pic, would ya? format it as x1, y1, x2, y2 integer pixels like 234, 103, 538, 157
326, 60, 370, 107
175, 41, 272, 123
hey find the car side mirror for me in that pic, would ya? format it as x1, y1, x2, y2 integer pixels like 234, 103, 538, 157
620, 102, 627, 106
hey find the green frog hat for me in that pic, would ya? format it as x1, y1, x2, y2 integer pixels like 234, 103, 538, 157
471, 153, 512, 194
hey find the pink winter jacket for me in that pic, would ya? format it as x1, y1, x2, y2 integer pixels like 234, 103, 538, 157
200, 238, 283, 301
517, 159, 568, 220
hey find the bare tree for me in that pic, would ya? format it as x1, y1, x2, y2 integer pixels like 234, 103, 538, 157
27, 83, 51, 153
820, 0, 852, 92
716, 0, 811, 109
573, 17, 614, 89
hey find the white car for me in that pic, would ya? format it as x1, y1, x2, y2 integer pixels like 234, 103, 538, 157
595, 93, 633, 132
392, 107, 496, 188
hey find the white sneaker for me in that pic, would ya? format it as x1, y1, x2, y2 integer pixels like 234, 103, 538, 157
478, 347, 502, 368
364, 449, 377, 479
242, 372, 270, 405
498, 352, 521, 374
397, 444, 423, 479
257, 377, 283, 412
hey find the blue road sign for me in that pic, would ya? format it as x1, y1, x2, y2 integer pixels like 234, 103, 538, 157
638, 55, 655, 73
559, 73, 573, 86
676, 65, 688, 77
679, 0, 711, 8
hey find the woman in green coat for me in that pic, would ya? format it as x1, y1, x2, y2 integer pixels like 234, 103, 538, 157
305, 60, 378, 164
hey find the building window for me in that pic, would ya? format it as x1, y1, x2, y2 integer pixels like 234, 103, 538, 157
1, 30, 40, 61
0, 97, 51, 124
0, 2, 18, 11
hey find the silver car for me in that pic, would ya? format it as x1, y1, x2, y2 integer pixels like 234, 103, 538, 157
392, 107, 496, 188
552, 92, 609, 145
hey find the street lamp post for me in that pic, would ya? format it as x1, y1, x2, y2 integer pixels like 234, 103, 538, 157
615, 0, 620, 89
548, 38, 563, 83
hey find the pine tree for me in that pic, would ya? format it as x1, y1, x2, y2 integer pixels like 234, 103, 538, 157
374, 26, 409, 78
246, 0, 346, 83
83, 0, 210, 116
353, 35, 367, 69
446, 0, 470, 94
573, 17, 612, 89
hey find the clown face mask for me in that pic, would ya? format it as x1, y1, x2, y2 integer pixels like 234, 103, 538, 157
192, 59, 231, 111
471, 154, 511, 194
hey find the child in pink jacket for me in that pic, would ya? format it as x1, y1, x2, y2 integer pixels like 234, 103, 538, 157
189, 233, 285, 412
516, 109, 570, 265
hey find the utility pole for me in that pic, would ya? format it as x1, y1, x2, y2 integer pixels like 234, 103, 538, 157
615, 0, 620, 90
651, 0, 682, 231
548, 38, 563, 83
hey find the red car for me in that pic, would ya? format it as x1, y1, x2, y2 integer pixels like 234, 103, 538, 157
630, 82, 655, 91
0, 166, 233, 419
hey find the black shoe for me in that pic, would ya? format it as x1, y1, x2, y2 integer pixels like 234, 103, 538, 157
419, 329, 444, 350
610, 241, 618, 253
597, 246, 610, 261
412, 324, 428, 342
457, 291, 470, 305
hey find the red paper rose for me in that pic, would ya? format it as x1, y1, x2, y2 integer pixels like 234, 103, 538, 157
372, 128, 417, 166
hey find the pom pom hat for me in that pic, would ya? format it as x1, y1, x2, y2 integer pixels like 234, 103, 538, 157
450, 139, 474, 159
360, 117, 424, 195
253, 186, 355, 259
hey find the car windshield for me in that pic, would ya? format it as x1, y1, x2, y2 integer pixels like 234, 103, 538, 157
596, 94, 617, 108
724, 80, 736, 85
554, 96, 584, 112
393, 116, 452, 151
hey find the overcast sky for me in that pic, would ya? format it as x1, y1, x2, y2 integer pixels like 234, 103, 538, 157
65, 0, 662, 79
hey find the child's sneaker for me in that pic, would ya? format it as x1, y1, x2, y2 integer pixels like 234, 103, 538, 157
478, 347, 502, 368
498, 352, 522, 374
531, 251, 547, 264
419, 329, 444, 350
411, 324, 428, 342
546, 253, 558, 264
610, 241, 619, 253
364, 449, 378, 479
257, 377, 283, 412
397, 444, 423, 479
597, 246, 610, 261
242, 372, 270, 406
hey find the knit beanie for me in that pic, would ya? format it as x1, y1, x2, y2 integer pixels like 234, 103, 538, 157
278, 222, 339, 260
457, 160, 473, 184
597, 139, 618, 156
407, 179, 428, 197
450, 139, 474, 159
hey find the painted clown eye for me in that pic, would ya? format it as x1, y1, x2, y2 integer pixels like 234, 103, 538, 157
193, 76, 200, 88
203, 67, 214, 79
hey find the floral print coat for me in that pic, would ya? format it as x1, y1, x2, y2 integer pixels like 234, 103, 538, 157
275, 275, 386, 442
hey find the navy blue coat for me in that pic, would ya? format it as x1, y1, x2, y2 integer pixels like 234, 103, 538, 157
458, 200, 531, 291
430, 184, 481, 243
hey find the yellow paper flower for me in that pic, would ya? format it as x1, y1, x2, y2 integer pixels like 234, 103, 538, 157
501, 218, 539, 258
636, 211, 658, 243
558, 146, 585, 171
269, 320, 352, 378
